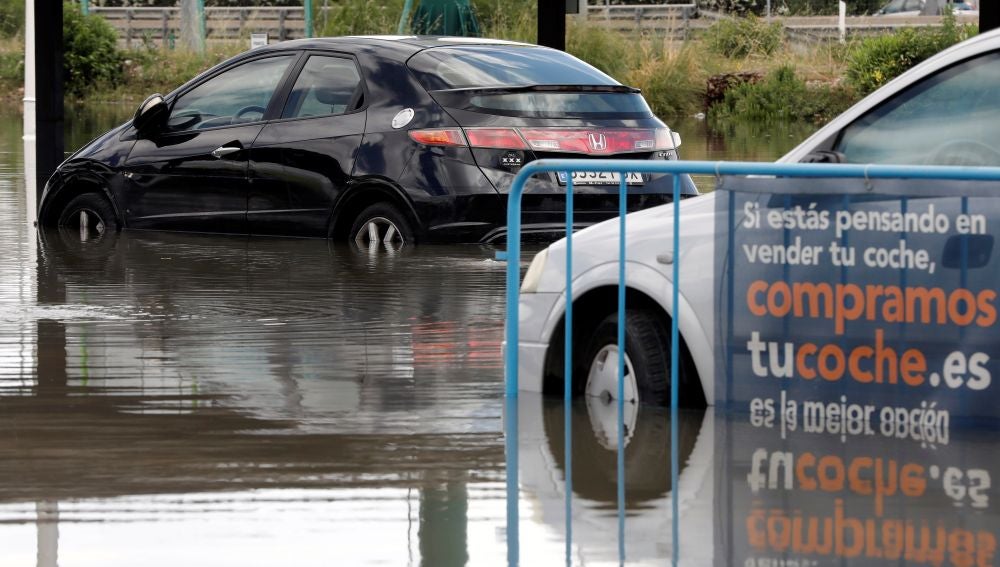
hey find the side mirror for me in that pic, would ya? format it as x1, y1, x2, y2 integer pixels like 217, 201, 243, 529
799, 150, 845, 164
133, 93, 168, 134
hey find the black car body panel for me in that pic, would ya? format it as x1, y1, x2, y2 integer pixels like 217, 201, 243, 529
39, 36, 696, 244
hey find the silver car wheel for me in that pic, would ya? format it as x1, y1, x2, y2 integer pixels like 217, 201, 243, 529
73, 208, 107, 242
585, 344, 639, 451
353, 216, 405, 250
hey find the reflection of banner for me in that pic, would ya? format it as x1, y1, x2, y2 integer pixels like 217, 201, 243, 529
715, 178, 1000, 427
714, 415, 999, 567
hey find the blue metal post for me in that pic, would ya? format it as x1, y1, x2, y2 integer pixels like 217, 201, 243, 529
398, 0, 416, 34
80, 0, 88, 15
671, 173, 681, 565
197, 0, 205, 49
304, 0, 314, 38
564, 175, 574, 565
505, 397, 519, 567
617, 174, 627, 564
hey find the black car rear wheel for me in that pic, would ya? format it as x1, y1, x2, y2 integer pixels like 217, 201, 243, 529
350, 203, 414, 250
57, 192, 120, 240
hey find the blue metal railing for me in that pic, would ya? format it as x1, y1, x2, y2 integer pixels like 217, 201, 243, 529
502, 158, 1000, 566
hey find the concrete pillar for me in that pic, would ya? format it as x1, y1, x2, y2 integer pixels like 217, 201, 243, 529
983, 4, 999, 33
36, 501, 59, 567
538, 0, 566, 51
419, 482, 468, 567
22, 0, 35, 222
29, 1, 64, 210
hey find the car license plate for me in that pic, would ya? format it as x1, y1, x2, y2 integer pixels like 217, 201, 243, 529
556, 171, 644, 186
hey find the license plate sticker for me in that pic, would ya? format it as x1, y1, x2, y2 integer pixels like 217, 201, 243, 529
556, 171, 644, 185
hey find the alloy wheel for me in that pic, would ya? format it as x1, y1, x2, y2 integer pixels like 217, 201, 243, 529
353, 216, 405, 250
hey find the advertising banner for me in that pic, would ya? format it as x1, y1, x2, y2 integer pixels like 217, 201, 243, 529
715, 177, 1000, 427
715, 413, 999, 567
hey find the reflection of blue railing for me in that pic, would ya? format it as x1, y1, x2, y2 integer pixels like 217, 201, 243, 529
503, 158, 1000, 566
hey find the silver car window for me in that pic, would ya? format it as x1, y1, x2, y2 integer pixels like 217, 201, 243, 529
835, 52, 1000, 166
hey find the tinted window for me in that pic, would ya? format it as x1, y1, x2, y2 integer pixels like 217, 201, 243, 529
835, 52, 1000, 166
454, 92, 652, 118
408, 46, 617, 90
281, 55, 363, 119
168, 55, 293, 132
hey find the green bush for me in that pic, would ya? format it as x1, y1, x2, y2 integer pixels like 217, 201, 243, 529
846, 12, 976, 96
473, 0, 535, 42
705, 16, 783, 58
625, 47, 704, 119
317, 0, 403, 36
566, 21, 632, 79
0, 49, 22, 90
0, 0, 24, 38
710, 65, 854, 123
63, 2, 122, 94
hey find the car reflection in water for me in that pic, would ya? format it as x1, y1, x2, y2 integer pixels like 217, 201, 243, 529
29, 227, 506, 423
2, 229, 998, 565
1, 228, 510, 565
516, 396, 999, 566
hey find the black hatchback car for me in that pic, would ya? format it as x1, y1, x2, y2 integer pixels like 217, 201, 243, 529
39, 36, 695, 246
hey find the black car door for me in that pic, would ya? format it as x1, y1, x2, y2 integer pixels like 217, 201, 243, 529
248, 53, 367, 237
123, 54, 297, 233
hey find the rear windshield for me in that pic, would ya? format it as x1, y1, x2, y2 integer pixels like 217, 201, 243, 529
448, 92, 652, 118
408, 46, 618, 90
409, 46, 652, 118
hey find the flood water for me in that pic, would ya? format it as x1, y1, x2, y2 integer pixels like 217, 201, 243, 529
2, 106, 997, 566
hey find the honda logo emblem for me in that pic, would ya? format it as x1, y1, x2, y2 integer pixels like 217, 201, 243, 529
588, 133, 607, 152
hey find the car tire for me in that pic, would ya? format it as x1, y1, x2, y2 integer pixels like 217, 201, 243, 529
57, 192, 120, 237
350, 203, 414, 249
581, 310, 672, 407
542, 399, 703, 504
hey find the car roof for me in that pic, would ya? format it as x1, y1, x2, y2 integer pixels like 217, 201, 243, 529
255, 35, 537, 60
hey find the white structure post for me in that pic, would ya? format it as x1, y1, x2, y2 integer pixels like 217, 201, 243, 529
23, 0, 36, 225
839, 1, 847, 44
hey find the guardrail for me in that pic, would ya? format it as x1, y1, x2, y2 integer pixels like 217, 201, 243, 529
587, 2, 698, 21
89, 6, 306, 45
89, 5, 979, 45
501, 158, 1000, 564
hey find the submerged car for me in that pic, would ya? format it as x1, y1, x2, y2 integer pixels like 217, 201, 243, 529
516, 27, 1000, 408
38, 36, 691, 246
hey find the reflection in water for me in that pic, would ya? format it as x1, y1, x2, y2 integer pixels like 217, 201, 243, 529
4, 228, 511, 565
2, 106, 996, 565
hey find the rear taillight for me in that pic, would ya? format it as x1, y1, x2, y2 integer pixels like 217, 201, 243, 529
408, 128, 466, 147
517, 128, 674, 155
464, 128, 529, 150
408, 127, 675, 155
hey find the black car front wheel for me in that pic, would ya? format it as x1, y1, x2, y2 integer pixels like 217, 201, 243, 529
57, 192, 120, 239
350, 203, 414, 250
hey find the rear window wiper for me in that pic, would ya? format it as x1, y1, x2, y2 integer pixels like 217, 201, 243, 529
429, 84, 641, 96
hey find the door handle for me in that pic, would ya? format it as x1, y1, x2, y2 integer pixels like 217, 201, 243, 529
211, 146, 241, 159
